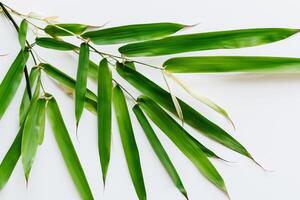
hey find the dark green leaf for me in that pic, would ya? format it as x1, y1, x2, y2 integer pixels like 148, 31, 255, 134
97, 58, 112, 183
36, 37, 78, 51
137, 96, 227, 193
47, 97, 94, 200
18, 19, 28, 50
0, 49, 29, 119
82, 23, 186, 45
164, 56, 300, 73
119, 28, 299, 56
116, 63, 252, 159
133, 105, 188, 199
113, 86, 146, 200
75, 43, 90, 125
0, 126, 23, 190
21, 98, 46, 181
45, 24, 88, 36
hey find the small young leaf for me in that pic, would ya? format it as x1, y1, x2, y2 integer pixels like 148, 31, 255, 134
0, 126, 23, 191
82, 23, 186, 45
21, 98, 46, 181
18, 19, 28, 50
45, 23, 88, 36
97, 58, 112, 184
137, 96, 227, 194
163, 56, 300, 73
119, 28, 299, 56
133, 105, 188, 199
36, 37, 78, 51
75, 43, 90, 125
0, 49, 29, 119
47, 97, 94, 200
113, 86, 146, 200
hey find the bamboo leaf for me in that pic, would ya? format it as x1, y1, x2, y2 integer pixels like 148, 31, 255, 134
75, 43, 90, 125
19, 67, 39, 124
97, 58, 112, 183
119, 28, 299, 56
137, 96, 227, 194
45, 24, 89, 36
47, 97, 94, 200
0, 126, 23, 191
88, 60, 99, 81
18, 19, 28, 50
21, 98, 46, 181
116, 63, 252, 159
133, 105, 188, 199
36, 37, 78, 51
164, 56, 300, 73
0, 49, 29, 119
82, 23, 186, 45
113, 86, 146, 200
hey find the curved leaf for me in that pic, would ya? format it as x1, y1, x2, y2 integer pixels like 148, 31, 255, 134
21, 98, 46, 181
82, 23, 186, 45
116, 63, 252, 159
36, 37, 78, 51
0, 49, 29, 119
75, 43, 90, 125
164, 56, 300, 73
137, 96, 227, 193
133, 105, 188, 199
45, 24, 88, 36
113, 86, 146, 200
47, 97, 94, 200
0, 126, 23, 190
119, 28, 299, 56
97, 58, 112, 183
18, 19, 28, 50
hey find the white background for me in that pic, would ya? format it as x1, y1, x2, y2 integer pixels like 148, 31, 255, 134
0, 0, 300, 199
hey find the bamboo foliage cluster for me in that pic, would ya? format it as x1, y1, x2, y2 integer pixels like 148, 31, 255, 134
0, 2, 299, 200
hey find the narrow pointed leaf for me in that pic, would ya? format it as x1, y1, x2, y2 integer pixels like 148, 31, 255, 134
21, 98, 46, 180
0, 126, 23, 190
36, 37, 78, 51
82, 22, 186, 45
133, 105, 188, 199
75, 43, 89, 125
119, 28, 299, 56
88, 60, 99, 81
164, 56, 300, 73
0, 49, 29, 119
47, 97, 94, 200
45, 24, 88, 36
138, 96, 227, 193
113, 86, 146, 200
97, 58, 112, 183
18, 19, 28, 50
19, 67, 40, 125
116, 63, 252, 159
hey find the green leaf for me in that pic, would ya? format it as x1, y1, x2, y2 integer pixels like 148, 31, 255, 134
113, 86, 146, 200
0, 126, 23, 190
75, 43, 90, 125
97, 58, 112, 184
164, 56, 300, 73
87, 60, 99, 81
21, 98, 46, 181
45, 24, 88, 36
18, 19, 28, 50
116, 63, 252, 159
132, 105, 188, 199
82, 23, 186, 45
47, 97, 94, 200
19, 67, 40, 125
137, 96, 227, 194
0, 49, 29, 119
119, 28, 299, 56
36, 37, 78, 51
